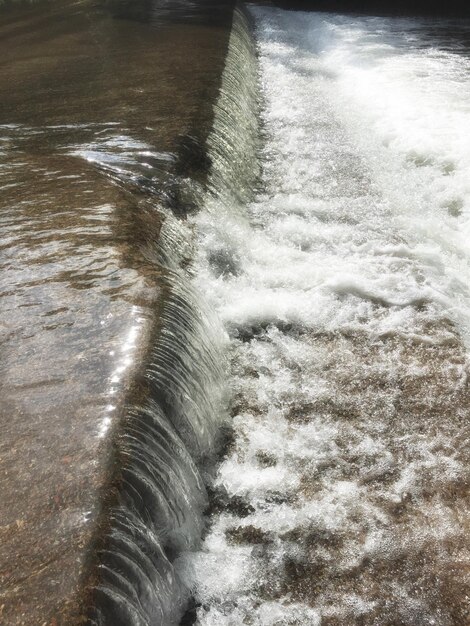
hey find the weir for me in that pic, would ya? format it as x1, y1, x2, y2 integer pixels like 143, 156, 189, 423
0, 0, 237, 623
1, 1, 470, 625
87, 6, 260, 624
84, 9, 262, 624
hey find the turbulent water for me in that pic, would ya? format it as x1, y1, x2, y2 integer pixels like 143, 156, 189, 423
2, 2, 470, 624
177, 6, 470, 625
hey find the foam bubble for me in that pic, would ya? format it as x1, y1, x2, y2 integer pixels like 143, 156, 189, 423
179, 7, 470, 624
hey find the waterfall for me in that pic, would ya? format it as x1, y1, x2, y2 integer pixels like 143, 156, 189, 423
86, 6, 260, 625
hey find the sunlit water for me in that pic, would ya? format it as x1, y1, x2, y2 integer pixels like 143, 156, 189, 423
178, 7, 470, 625
0, 1, 232, 623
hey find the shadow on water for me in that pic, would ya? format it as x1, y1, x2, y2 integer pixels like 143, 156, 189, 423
256, 0, 470, 18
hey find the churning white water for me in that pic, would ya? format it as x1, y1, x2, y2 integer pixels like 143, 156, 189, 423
178, 7, 470, 625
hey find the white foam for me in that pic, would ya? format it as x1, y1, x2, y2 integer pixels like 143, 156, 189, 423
178, 7, 470, 624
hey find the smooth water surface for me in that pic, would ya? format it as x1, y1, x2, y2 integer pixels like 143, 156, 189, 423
0, 1, 232, 622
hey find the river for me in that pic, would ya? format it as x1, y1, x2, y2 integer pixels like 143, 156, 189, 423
0, 1, 469, 625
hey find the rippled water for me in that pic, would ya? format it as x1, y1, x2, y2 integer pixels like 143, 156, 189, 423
2, 2, 470, 624
178, 7, 470, 625
0, 1, 233, 623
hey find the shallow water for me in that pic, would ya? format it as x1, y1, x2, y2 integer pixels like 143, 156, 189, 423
179, 7, 470, 625
0, 1, 233, 623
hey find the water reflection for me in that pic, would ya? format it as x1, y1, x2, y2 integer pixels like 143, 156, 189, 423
0, 0, 233, 623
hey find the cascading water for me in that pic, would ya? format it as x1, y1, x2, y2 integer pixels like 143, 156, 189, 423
2, 0, 469, 623
88, 9, 261, 624
78, 81, 231, 626
177, 5, 470, 625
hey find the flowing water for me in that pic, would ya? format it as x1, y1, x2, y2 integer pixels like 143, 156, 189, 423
178, 6, 470, 625
2, 1, 470, 624
0, 1, 234, 623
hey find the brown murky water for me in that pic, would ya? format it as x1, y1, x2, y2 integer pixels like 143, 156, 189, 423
0, 1, 233, 623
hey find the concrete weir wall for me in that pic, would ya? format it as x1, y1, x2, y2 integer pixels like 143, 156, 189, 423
0, 1, 237, 624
